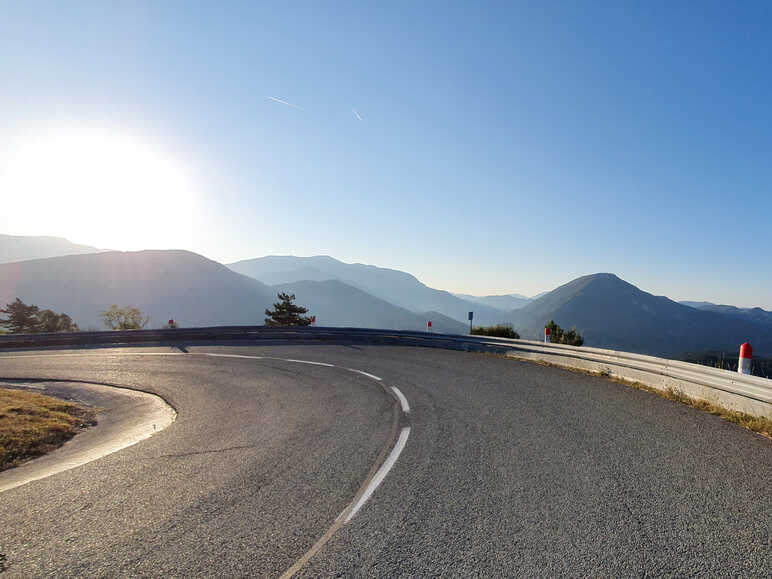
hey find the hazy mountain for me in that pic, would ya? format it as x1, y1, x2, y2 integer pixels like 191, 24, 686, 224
510, 273, 772, 356
0, 250, 276, 329
270, 280, 467, 334
454, 293, 531, 311
0, 250, 468, 333
0, 234, 102, 264
229, 255, 507, 325
680, 301, 714, 309
681, 301, 772, 326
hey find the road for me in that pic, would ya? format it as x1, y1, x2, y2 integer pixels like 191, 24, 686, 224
1, 345, 770, 577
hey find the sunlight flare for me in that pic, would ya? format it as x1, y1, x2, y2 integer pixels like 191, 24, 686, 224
0, 129, 202, 251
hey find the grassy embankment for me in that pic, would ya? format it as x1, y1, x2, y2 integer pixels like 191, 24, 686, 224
0, 388, 97, 471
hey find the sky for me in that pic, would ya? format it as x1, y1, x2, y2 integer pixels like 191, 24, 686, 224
1, 1, 771, 308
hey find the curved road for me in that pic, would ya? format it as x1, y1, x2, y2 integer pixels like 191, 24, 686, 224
1, 345, 770, 576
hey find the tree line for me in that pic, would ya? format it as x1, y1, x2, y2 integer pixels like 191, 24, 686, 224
0, 299, 151, 333
0, 298, 79, 333
0, 293, 314, 334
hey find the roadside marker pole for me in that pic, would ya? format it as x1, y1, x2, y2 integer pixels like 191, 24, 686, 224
738, 342, 752, 375
544, 327, 551, 343
427, 320, 432, 333
468, 311, 473, 333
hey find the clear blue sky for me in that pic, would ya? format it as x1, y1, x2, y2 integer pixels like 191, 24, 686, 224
1, 1, 771, 307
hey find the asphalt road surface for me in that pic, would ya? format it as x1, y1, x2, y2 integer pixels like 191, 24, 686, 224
1, 345, 770, 577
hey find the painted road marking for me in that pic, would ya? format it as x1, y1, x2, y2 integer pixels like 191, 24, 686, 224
346, 368, 383, 381
203, 353, 265, 359
283, 359, 335, 367
390, 386, 410, 413
344, 426, 411, 522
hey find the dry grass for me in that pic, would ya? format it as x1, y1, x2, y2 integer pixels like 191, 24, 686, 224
0, 388, 97, 471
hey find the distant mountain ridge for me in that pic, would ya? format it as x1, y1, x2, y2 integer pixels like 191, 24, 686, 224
0, 250, 276, 328
453, 293, 532, 311
229, 255, 508, 325
0, 250, 467, 333
0, 234, 102, 264
681, 301, 772, 326
511, 273, 772, 356
3, 234, 770, 356
270, 279, 466, 334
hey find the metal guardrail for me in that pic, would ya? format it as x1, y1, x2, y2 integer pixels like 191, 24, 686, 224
477, 336, 772, 407
1, 326, 770, 417
0, 326, 505, 350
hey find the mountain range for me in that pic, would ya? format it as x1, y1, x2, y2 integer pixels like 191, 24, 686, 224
452, 293, 532, 311
0, 234, 102, 264
0, 250, 275, 329
229, 255, 505, 325
680, 301, 772, 326
1, 234, 770, 357
510, 273, 772, 356
0, 250, 465, 334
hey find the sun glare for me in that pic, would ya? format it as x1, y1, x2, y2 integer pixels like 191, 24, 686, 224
0, 129, 202, 251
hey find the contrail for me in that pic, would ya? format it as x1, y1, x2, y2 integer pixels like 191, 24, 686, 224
353, 109, 363, 121
267, 96, 304, 110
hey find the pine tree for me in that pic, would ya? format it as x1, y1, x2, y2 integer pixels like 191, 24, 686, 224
0, 298, 79, 334
0, 298, 41, 333
264, 293, 312, 326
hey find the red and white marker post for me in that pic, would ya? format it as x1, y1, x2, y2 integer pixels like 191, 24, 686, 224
311, 315, 316, 326
427, 320, 432, 332
544, 326, 551, 343
738, 342, 752, 375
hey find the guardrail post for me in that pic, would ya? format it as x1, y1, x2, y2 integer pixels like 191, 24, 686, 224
738, 342, 753, 375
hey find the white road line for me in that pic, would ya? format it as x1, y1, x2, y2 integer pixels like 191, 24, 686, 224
346, 368, 382, 381
344, 426, 411, 523
390, 386, 410, 413
202, 353, 265, 360
283, 359, 335, 367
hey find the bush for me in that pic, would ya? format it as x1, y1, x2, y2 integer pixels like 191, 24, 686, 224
546, 320, 584, 346
471, 324, 520, 339
100, 305, 150, 330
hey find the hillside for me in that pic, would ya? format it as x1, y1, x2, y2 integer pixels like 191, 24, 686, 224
229, 255, 507, 324
510, 273, 772, 356
0, 250, 276, 328
0, 234, 102, 264
269, 280, 467, 334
